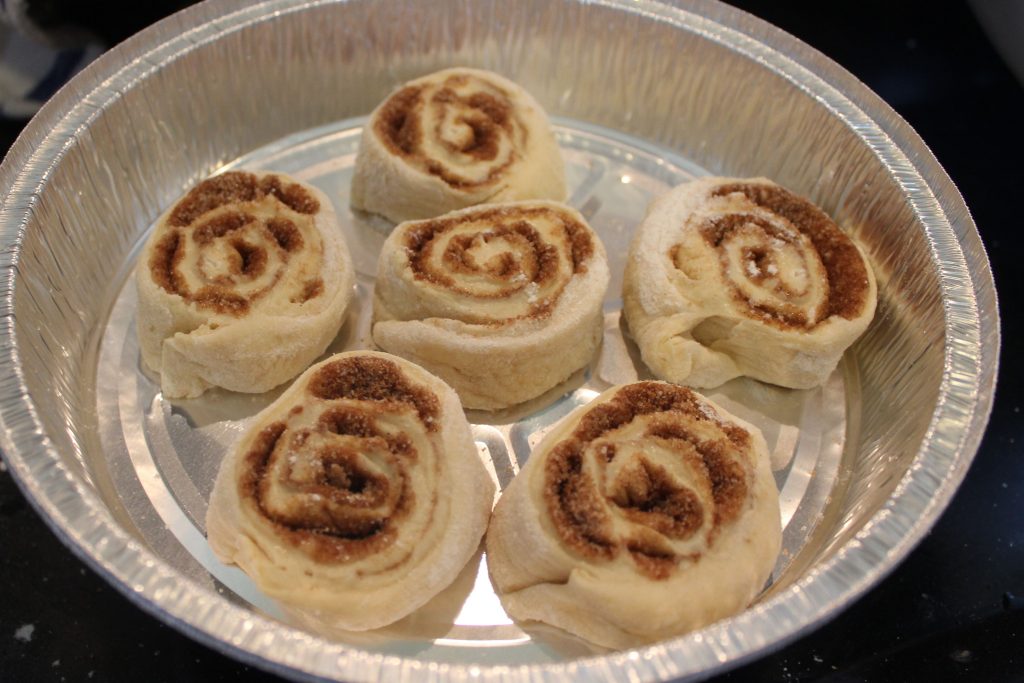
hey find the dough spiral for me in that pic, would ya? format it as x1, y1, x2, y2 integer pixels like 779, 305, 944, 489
372, 201, 609, 410
486, 381, 780, 649
207, 351, 494, 630
136, 170, 354, 398
351, 67, 565, 223
623, 177, 877, 389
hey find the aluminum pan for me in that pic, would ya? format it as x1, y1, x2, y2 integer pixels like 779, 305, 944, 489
0, 0, 998, 681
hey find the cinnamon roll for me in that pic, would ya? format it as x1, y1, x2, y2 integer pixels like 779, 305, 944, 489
486, 381, 780, 649
206, 351, 494, 631
623, 177, 877, 389
350, 67, 566, 223
372, 201, 609, 410
135, 170, 354, 398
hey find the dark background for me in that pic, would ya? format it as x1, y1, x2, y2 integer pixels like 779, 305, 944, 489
1, 1, 1021, 681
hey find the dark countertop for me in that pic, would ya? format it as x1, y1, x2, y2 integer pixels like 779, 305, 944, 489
1, 2, 1021, 681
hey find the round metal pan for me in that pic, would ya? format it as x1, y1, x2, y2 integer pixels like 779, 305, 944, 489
0, 1, 998, 680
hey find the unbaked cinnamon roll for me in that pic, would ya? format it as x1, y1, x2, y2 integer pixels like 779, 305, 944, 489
486, 381, 780, 649
206, 351, 494, 631
623, 177, 877, 389
372, 201, 609, 410
135, 170, 354, 398
350, 67, 566, 223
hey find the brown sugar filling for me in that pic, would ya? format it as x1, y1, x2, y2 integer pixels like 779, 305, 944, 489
150, 230, 184, 295
257, 174, 319, 215
307, 356, 440, 431
318, 405, 417, 460
564, 219, 594, 273
545, 444, 617, 561
266, 217, 303, 252
231, 239, 267, 278
699, 182, 870, 327
543, 382, 753, 579
626, 537, 680, 581
193, 211, 252, 245
192, 286, 250, 315
293, 278, 323, 304
610, 457, 706, 540
374, 75, 521, 190
377, 85, 424, 155
168, 171, 318, 227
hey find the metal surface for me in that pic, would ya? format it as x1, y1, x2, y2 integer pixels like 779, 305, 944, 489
0, 1, 998, 681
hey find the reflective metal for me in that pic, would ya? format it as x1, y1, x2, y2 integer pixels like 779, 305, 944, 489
0, 1, 998, 681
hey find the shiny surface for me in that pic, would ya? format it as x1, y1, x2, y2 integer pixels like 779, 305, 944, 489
0, 1, 997, 681
95, 118, 848, 661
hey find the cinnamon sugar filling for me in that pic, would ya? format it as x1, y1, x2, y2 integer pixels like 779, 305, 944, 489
307, 356, 440, 430
236, 357, 443, 564
684, 182, 870, 329
374, 75, 525, 190
169, 171, 318, 226
149, 172, 323, 315
543, 382, 754, 580
402, 205, 594, 324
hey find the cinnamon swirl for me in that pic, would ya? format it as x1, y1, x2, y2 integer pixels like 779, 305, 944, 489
372, 201, 609, 410
135, 170, 354, 398
623, 177, 877, 389
350, 67, 566, 223
206, 351, 494, 631
486, 381, 780, 649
